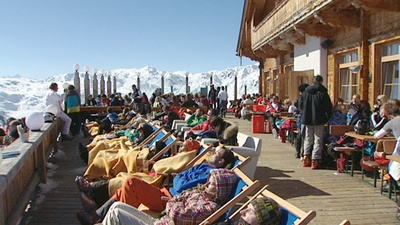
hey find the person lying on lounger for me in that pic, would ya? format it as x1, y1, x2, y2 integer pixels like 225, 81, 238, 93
78, 169, 237, 225
217, 197, 282, 225
76, 146, 235, 224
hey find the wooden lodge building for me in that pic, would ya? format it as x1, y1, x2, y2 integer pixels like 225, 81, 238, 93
237, 0, 400, 106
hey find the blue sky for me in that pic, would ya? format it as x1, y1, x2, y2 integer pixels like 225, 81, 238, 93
0, 1, 255, 80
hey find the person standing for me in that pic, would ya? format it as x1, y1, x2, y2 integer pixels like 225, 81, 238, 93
131, 84, 143, 114
45, 83, 72, 141
65, 85, 81, 136
299, 75, 332, 169
217, 86, 228, 118
208, 84, 217, 109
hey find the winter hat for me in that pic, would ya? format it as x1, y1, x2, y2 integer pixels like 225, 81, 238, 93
250, 197, 282, 225
186, 139, 200, 151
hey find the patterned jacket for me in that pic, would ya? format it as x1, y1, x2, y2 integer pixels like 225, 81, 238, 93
156, 169, 237, 225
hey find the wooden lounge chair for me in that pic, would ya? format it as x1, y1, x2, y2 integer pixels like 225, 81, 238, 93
139, 134, 180, 172
225, 185, 316, 225
199, 167, 260, 225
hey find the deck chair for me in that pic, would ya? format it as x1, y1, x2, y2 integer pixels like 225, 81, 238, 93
200, 167, 260, 225
329, 125, 360, 176
226, 185, 316, 225
139, 134, 180, 172
137, 126, 165, 148
180, 143, 251, 173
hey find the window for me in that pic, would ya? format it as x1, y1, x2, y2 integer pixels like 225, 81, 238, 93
381, 42, 400, 99
338, 51, 359, 103
382, 61, 399, 99
340, 69, 358, 103
383, 43, 399, 56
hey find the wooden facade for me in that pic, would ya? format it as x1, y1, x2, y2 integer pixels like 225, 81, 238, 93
237, 0, 400, 105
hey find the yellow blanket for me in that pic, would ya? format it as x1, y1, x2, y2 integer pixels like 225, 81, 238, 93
87, 122, 99, 136
84, 140, 147, 180
88, 136, 132, 164
108, 150, 197, 196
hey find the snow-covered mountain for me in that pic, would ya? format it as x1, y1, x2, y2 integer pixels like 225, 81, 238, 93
0, 64, 260, 119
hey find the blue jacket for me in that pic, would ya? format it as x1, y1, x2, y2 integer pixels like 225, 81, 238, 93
65, 90, 80, 113
169, 163, 215, 196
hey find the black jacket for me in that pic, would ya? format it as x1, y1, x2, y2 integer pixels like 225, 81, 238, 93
299, 82, 332, 125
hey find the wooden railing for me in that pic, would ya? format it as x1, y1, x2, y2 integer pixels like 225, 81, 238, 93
252, 0, 332, 49
0, 120, 61, 225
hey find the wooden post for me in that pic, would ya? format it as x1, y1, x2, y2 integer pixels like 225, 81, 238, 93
137, 73, 140, 90
100, 74, 105, 95
210, 72, 213, 85
107, 75, 112, 95
74, 70, 80, 97
361, 9, 370, 101
84, 72, 90, 104
234, 72, 238, 101
186, 72, 189, 94
113, 74, 117, 94
93, 73, 98, 98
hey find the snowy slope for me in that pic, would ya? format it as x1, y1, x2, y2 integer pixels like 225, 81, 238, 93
0, 64, 260, 118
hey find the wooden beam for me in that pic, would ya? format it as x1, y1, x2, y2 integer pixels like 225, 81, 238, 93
315, 9, 360, 28
352, 0, 400, 12
269, 38, 293, 52
295, 23, 335, 38
260, 44, 287, 58
280, 29, 306, 45
254, 49, 269, 60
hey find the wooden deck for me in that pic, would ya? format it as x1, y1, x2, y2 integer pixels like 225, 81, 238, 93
22, 114, 400, 225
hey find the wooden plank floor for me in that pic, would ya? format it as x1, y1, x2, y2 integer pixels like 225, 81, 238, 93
22, 114, 400, 224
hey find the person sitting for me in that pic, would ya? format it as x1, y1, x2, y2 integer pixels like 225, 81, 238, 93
154, 105, 180, 131
3, 120, 21, 145
203, 117, 238, 146
240, 95, 254, 120
217, 197, 282, 225
371, 94, 388, 131
76, 147, 235, 225
99, 169, 237, 225
186, 109, 219, 139
185, 108, 207, 127
97, 107, 120, 135
86, 95, 97, 106
264, 95, 281, 138
347, 94, 361, 122
283, 98, 297, 116
348, 100, 371, 126
180, 93, 199, 108
100, 94, 110, 106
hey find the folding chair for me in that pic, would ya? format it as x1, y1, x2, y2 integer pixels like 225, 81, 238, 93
200, 167, 260, 225
225, 185, 316, 225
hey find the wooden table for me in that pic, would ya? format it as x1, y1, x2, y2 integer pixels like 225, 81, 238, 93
345, 131, 395, 183
387, 155, 400, 163
80, 106, 123, 112
344, 131, 394, 143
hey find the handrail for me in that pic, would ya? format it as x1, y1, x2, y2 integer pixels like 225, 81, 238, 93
0, 120, 61, 225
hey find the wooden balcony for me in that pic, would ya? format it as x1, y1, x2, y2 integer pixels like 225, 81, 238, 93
252, 0, 333, 50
